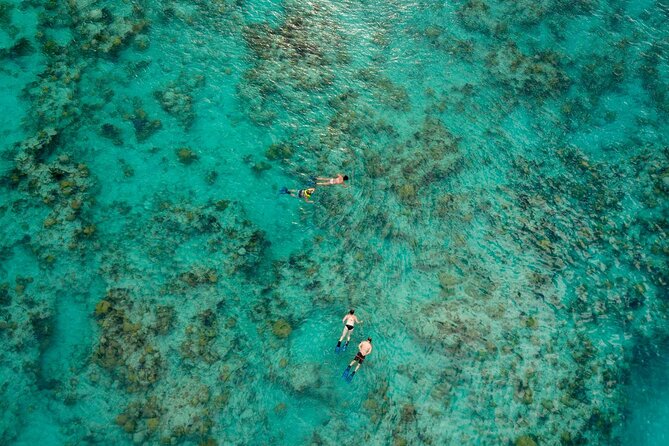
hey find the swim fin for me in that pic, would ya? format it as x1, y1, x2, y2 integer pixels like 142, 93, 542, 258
342, 366, 351, 380
342, 342, 348, 352
279, 187, 289, 194
346, 371, 356, 383
335, 345, 341, 353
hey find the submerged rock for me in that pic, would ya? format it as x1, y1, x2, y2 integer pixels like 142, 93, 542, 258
129, 108, 162, 142
154, 74, 204, 130
100, 123, 124, 146
265, 143, 294, 161
272, 319, 292, 338
274, 402, 287, 415
485, 42, 570, 100
176, 147, 198, 164
95, 299, 111, 316
0, 37, 34, 59
515, 435, 537, 446
251, 161, 272, 175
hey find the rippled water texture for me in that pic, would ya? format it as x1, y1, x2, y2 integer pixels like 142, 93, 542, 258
1, 0, 668, 445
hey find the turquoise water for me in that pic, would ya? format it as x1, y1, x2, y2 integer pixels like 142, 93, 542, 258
1, 0, 668, 445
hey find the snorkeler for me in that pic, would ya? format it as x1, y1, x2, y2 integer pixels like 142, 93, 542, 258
335, 309, 361, 353
315, 174, 349, 187
280, 187, 315, 203
342, 338, 372, 382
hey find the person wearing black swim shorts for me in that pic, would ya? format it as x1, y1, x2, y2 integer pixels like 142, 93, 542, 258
343, 338, 372, 382
335, 309, 362, 353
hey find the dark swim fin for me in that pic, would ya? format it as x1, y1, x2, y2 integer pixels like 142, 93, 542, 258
279, 187, 289, 194
342, 366, 351, 380
346, 371, 356, 383
335, 345, 341, 353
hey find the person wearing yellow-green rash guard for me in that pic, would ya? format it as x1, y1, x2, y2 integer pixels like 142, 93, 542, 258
279, 187, 315, 203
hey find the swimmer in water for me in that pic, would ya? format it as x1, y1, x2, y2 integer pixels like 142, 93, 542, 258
280, 187, 315, 203
342, 337, 372, 382
335, 309, 361, 353
315, 174, 349, 187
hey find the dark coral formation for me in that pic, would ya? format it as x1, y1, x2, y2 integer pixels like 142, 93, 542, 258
0, 277, 54, 440
238, 3, 348, 125
265, 142, 294, 161
154, 74, 204, 131
94, 289, 163, 391
8, 128, 96, 255
181, 309, 233, 364
485, 42, 570, 101
0, 37, 35, 59
126, 101, 162, 143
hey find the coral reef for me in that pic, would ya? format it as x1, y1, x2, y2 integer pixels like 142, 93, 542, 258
93, 288, 163, 391
0, 37, 35, 59
125, 100, 162, 142
1, 0, 668, 445
8, 128, 96, 255
176, 147, 198, 164
485, 42, 570, 101
0, 276, 55, 441
100, 123, 124, 146
154, 74, 205, 131
238, 2, 348, 125
265, 143, 294, 161
181, 309, 233, 364
271, 319, 292, 339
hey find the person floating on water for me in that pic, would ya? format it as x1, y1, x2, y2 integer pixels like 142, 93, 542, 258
280, 187, 315, 203
335, 309, 361, 353
343, 337, 372, 382
314, 174, 349, 187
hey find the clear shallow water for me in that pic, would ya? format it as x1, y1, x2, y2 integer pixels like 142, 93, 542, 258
0, 0, 668, 445
624, 339, 669, 446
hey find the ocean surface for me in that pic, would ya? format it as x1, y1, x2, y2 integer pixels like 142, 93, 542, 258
1, 0, 668, 445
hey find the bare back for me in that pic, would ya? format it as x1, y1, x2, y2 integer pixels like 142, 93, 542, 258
331, 174, 345, 185
358, 340, 372, 356
343, 314, 359, 327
